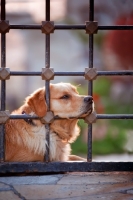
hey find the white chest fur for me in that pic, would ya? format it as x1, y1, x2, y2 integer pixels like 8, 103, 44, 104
30, 124, 71, 161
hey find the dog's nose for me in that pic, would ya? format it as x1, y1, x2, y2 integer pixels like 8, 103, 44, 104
84, 96, 93, 104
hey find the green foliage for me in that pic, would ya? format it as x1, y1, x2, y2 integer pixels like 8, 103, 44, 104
106, 104, 133, 130
93, 77, 111, 96
71, 120, 87, 155
92, 129, 126, 155
72, 123, 126, 156
94, 32, 104, 48
72, 135, 87, 155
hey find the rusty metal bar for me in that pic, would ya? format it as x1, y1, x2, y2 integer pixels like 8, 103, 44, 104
44, 0, 51, 162
1, 34, 6, 110
1, 0, 5, 21
10, 24, 133, 30
10, 25, 41, 30
0, 0, 6, 162
0, 162, 133, 174
87, 0, 94, 162
56, 25, 133, 30
99, 25, 133, 30
97, 71, 133, 76
9, 114, 133, 120
9, 70, 133, 76
97, 114, 133, 119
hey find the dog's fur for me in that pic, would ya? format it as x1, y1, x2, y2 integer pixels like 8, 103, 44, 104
5, 83, 93, 162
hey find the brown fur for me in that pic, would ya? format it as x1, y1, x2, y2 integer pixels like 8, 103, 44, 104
5, 83, 93, 162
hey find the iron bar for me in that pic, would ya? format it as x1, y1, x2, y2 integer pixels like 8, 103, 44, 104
10, 115, 39, 120
87, 0, 94, 162
46, 0, 50, 21
1, 26, 6, 111
9, 70, 133, 76
44, 0, 50, 162
0, 0, 6, 162
97, 71, 133, 76
9, 114, 133, 120
10, 71, 41, 76
97, 114, 133, 119
0, 162, 133, 174
10, 25, 133, 30
1, 0, 5, 20
99, 25, 133, 30
10, 25, 41, 30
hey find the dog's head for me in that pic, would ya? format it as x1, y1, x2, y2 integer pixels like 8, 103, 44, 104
24, 82, 94, 142
25, 82, 94, 118
50, 83, 93, 118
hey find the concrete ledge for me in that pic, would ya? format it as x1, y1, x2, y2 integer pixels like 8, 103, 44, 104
0, 172, 133, 200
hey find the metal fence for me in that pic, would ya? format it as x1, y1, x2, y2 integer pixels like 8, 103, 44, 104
1, 0, 133, 174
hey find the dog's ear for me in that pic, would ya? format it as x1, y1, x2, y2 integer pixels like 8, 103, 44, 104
26, 88, 47, 117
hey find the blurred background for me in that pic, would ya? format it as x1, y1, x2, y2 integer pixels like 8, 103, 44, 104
1, 0, 133, 161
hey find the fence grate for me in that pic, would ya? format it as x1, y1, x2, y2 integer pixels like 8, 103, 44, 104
1, 0, 133, 174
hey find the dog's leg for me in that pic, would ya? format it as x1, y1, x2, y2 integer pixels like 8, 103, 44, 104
68, 155, 86, 161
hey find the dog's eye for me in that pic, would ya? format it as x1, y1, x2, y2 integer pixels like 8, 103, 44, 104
60, 95, 70, 99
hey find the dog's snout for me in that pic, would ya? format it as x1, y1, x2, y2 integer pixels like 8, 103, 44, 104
84, 96, 93, 104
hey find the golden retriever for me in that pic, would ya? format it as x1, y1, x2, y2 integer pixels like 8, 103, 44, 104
5, 83, 93, 162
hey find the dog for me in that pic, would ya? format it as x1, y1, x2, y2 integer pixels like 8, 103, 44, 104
5, 83, 94, 162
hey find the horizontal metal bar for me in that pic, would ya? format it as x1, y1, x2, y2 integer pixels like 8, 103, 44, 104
10, 115, 39, 120
10, 24, 133, 30
10, 114, 81, 120
55, 25, 86, 30
9, 71, 84, 76
98, 71, 133, 76
97, 114, 133, 119
10, 25, 86, 30
9, 114, 133, 120
99, 25, 133, 30
9, 115, 86, 120
55, 72, 84, 76
9, 70, 133, 76
10, 71, 41, 76
10, 25, 41, 30
0, 162, 133, 174
10, 71, 83, 76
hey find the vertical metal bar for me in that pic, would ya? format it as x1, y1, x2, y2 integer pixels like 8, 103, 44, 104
87, 0, 94, 162
1, 0, 6, 20
44, 0, 50, 162
0, 0, 6, 162
46, 0, 50, 21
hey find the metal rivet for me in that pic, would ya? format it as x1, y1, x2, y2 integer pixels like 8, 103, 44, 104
84, 68, 97, 80
0, 110, 10, 124
42, 68, 54, 80
86, 21, 98, 34
0, 68, 10, 80
0, 20, 10, 33
84, 111, 97, 124
41, 21, 54, 34
41, 111, 54, 124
